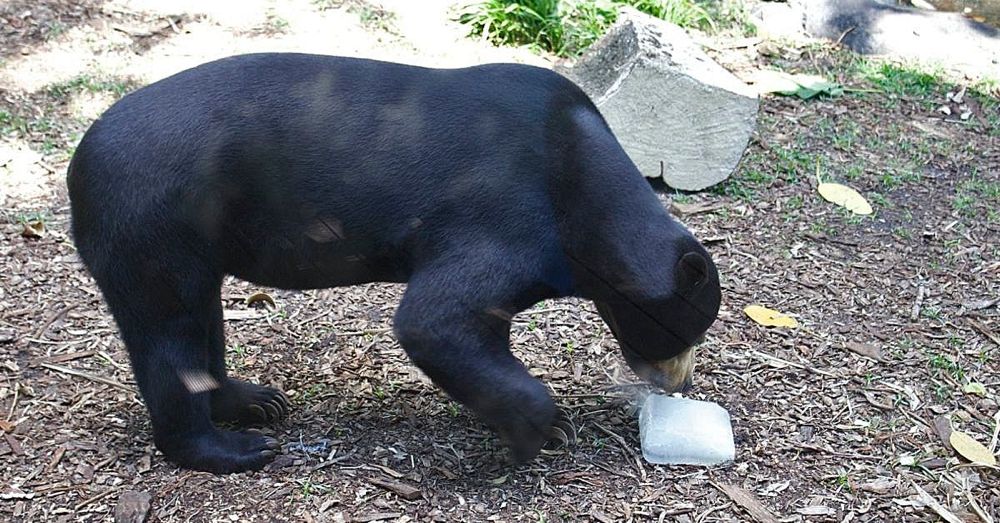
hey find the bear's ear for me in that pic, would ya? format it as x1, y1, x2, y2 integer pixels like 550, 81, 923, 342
675, 251, 709, 296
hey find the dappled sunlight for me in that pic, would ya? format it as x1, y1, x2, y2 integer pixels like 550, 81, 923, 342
0, 24, 107, 92
0, 139, 58, 209
68, 90, 119, 122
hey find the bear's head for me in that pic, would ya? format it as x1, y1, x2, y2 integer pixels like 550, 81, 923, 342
594, 247, 721, 393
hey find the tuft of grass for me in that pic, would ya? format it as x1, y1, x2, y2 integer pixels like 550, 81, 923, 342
709, 177, 755, 202
15, 211, 50, 225
0, 110, 29, 136
47, 74, 133, 99
458, 0, 566, 54
928, 352, 964, 380
458, 0, 716, 57
624, 0, 714, 29
855, 61, 948, 100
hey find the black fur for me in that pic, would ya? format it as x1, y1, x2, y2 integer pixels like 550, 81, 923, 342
67, 53, 721, 473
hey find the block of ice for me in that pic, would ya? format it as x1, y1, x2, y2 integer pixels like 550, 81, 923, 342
639, 394, 735, 465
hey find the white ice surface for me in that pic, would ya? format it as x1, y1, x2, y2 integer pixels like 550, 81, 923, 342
639, 394, 735, 465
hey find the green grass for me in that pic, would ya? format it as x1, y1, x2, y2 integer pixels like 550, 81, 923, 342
15, 211, 50, 225
47, 74, 133, 98
709, 177, 755, 202
952, 170, 1000, 219
928, 352, 964, 380
457, 0, 716, 57
856, 61, 947, 99
0, 110, 29, 136
265, 9, 290, 32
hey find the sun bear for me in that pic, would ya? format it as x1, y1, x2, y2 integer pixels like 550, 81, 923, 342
67, 53, 721, 473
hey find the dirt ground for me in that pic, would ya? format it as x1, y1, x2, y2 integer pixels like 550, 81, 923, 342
1, 1, 999, 522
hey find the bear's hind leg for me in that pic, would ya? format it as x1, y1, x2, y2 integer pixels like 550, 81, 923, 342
97, 255, 279, 473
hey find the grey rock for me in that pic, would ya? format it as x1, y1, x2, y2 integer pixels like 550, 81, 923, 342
114, 491, 151, 523
560, 7, 758, 191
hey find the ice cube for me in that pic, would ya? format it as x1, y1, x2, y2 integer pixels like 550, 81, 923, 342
639, 394, 735, 465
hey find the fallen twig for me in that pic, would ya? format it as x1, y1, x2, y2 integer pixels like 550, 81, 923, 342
911, 481, 963, 523
748, 350, 836, 378
38, 363, 131, 391
967, 319, 1000, 346
31, 305, 75, 341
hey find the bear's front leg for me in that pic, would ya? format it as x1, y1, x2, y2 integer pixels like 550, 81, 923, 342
394, 262, 558, 463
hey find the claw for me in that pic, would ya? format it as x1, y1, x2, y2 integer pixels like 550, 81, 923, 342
547, 426, 570, 448
545, 412, 576, 449
268, 399, 286, 419
248, 404, 266, 421
260, 401, 277, 421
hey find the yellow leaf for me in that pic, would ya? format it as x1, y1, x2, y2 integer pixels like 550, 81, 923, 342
817, 183, 873, 215
963, 382, 987, 396
744, 305, 798, 328
245, 291, 276, 309
21, 220, 45, 239
949, 431, 997, 466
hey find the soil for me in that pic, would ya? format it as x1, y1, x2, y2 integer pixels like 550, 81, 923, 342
1, 1, 998, 522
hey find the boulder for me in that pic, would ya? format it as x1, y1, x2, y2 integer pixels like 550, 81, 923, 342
560, 7, 758, 191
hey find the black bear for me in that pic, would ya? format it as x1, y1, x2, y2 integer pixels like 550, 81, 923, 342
67, 53, 721, 474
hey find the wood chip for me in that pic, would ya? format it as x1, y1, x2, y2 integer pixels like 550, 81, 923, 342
714, 483, 780, 523
4, 432, 24, 456
367, 477, 421, 501
967, 319, 1000, 346
223, 309, 264, 321
845, 341, 883, 360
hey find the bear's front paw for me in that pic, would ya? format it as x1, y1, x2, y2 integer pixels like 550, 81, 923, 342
489, 389, 557, 464
157, 428, 280, 474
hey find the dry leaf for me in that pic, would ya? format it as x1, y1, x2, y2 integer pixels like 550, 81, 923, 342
933, 415, 953, 451
817, 182, 873, 215
245, 291, 276, 309
949, 430, 997, 466
21, 220, 45, 238
858, 478, 896, 494
751, 70, 843, 99
0, 420, 15, 433
744, 305, 798, 328
962, 382, 987, 396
